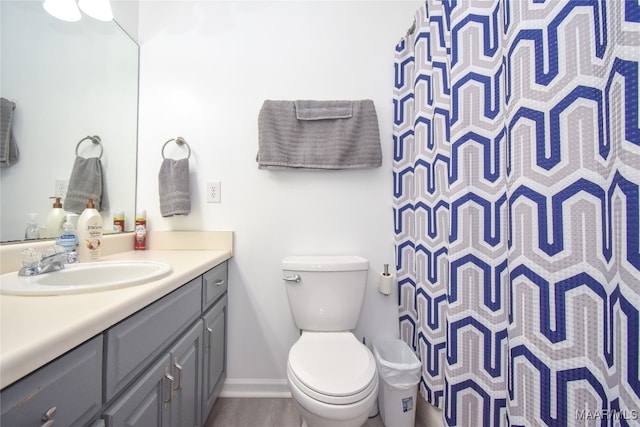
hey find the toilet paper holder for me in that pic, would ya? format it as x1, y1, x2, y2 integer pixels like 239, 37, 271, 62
379, 264, 393, 296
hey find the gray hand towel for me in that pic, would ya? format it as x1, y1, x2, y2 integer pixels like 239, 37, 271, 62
0, 97, 19, 168
159, 158, 191, 217
63, 156, 109, 213
257, 99, 382, 170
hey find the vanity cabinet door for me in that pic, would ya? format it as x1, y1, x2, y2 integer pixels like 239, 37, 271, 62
102, 354, 171, 427
169, 320, 203, 427
0, 336, 102, 427
104, 276, 201, 401
202, 294, 228, 421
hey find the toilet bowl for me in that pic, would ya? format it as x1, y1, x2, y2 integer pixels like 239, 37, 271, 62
282, 256, 377, 427
286, 331, 378, 427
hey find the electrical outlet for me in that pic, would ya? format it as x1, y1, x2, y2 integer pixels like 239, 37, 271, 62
54, 179, 69, 199
206, 181, 221, 203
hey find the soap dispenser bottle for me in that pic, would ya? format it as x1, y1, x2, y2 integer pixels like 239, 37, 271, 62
24, 213, 40, 240
46, 196, 66, 238
77, 198, 103, 262
56, 214, 79, 263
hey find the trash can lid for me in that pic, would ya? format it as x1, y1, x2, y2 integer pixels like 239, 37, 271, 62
288, 332, 377, 397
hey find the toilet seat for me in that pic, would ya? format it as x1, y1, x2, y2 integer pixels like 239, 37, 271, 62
287, 332, 377, 405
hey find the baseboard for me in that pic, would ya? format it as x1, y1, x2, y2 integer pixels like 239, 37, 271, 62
220, 379, 292, 398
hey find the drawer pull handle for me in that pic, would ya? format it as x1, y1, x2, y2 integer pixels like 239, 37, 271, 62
42, 421, 54, 427
174, 358, 183, 391
42, 406, 57, 421
214, 279, 225, 287
164, 368, 175, 405
207, 326, 213, 349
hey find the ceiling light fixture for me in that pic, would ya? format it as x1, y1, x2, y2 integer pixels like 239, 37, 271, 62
42, 0, 81, 22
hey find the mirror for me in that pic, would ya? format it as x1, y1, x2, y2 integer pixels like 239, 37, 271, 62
0, 1, 139, 243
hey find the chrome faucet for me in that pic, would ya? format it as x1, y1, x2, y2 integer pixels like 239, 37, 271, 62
18, 247, 72, 276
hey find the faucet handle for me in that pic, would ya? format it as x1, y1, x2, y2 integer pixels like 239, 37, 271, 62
43, 245, 65, 259
20, 248, 42, 269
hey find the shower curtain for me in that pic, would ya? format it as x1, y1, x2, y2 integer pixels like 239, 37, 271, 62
393, 1, 639, 425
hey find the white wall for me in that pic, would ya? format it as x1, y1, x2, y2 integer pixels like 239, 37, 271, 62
112, 0, 139, 43
137, 0, 421, 396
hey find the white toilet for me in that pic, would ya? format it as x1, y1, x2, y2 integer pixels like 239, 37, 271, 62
283, 256, 379, 427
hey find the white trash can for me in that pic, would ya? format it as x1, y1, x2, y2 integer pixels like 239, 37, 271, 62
373, 338, 422, 427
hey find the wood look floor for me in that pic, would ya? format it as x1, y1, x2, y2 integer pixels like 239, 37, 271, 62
204, 398, 386, 427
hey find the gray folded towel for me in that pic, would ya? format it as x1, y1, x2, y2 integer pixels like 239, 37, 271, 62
0, 97, 19, 168
257, 99, 382, 170
159, 158, 191, 217
63, 156, 109, 213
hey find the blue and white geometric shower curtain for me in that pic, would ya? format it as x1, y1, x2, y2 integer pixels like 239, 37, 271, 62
393, 1, 640, 425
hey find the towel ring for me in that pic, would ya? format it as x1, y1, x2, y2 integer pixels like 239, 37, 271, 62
75, 135, 103, 159
161, 137, 191, 160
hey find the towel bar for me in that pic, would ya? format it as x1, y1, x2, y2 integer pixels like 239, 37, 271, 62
75, 135, 103, 159
161, 137, 191, 160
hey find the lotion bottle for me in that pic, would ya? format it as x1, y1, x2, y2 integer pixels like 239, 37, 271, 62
46, 196, 66, 238
77, 198, 103, 262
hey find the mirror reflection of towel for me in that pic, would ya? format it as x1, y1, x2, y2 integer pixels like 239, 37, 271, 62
159, 158, 190, 217
0, 98, 19, 168
63, 157, 109, 213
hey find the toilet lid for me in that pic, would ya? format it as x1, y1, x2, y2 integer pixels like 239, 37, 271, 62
288, 332, 376, 399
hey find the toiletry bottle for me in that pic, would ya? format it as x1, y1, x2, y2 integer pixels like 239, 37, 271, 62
134, 209, 147, 250
46, 196, 66, 238
56, 214, 79, 263
24, 213, 40, 240
113, 209, 125, 232
77, 198, 103, 262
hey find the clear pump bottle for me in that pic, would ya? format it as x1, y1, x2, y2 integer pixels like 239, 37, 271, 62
24, 213, 40, 240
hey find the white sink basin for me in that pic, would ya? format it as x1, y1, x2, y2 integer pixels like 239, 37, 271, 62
0, 261, 173, 296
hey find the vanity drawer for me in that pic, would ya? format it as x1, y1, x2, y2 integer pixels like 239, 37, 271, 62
202, 262, 228, 311
104, 277, 202, 401
1, 335, 102, 427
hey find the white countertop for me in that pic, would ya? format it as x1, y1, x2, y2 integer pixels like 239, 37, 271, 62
0, 231, 233, 389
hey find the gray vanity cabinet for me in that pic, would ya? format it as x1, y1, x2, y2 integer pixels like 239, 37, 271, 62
169, 320, 204, 427
0, 335, 102, 427
103, 260, 228, 427
103, 277, 202, 402
202, 261, 227, 311
0, 260, 229, 427
202, 293, 228, 421
103, 321, 203, 427
102, 353, 170, 427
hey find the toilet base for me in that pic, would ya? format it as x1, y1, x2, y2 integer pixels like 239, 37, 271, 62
291, 396, 371, 427
288, 371, 378, 427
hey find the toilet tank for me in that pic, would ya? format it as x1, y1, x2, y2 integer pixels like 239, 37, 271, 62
282, 256, 369, 332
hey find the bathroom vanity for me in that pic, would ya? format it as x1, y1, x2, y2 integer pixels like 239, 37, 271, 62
0, 231, 232, 427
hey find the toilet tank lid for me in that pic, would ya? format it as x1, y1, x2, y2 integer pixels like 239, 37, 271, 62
282, 256, 368, 271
